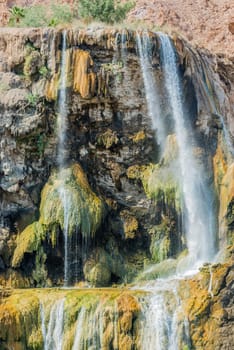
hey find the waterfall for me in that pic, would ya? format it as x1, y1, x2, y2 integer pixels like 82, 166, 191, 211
72, 308, 86, 350
57, 30, 68, 169
136, 32, 166, 152
141, 281, 180, 350
141, 293, 172, 350
41, 299, 65, 350
71, 301, 122, 349
57, 30, 70, 286
159, 33, 216, 269
40, 303, 47, 346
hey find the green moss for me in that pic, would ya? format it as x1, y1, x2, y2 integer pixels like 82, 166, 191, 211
83, 247, 125, 287
40, 164, 104, 238
32, 247, 48, 287
150, 228, 171, 263
12, 222, 45, 268
0, 291, 41, 349
23, 49, 42, 79
12, 163, 105, 268
127, 163, 181, 210
28, 328, 43, 350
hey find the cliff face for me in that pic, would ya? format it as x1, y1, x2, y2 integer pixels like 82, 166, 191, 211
0, 27, 233, 349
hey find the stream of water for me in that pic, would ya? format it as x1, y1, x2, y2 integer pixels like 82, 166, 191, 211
159, 33, 216, 270
137, 32, 217, 350
136, 31, 166, 152
41, 299, 65, 350
57, 30, 70, 286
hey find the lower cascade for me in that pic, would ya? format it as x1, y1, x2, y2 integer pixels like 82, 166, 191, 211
0, 25, 233, 350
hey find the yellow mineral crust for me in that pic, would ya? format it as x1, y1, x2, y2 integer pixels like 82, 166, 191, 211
73, 49, 96, 98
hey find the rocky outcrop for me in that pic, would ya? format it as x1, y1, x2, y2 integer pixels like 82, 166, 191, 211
180, 257, 234, 350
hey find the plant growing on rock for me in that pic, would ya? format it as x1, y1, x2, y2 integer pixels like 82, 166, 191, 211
39, 65, 50, 78
27, 93, 39, 106
8, 6, 25, 26
78, 0, 135, 24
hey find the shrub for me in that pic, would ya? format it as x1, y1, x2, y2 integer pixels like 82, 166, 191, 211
8, 6, 25, 26
78, 0, 135, 24
20, 5, 47, 27
49, 3, 73, 25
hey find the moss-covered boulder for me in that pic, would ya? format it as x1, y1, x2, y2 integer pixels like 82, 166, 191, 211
83, 247, 125, 287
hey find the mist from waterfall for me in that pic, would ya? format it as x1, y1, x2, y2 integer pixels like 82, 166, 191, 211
159, 33, 216, 269
136, 31, 166, 152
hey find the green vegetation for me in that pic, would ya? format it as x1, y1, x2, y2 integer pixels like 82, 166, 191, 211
8, 0, 135, 27
8, 6, 25, 26
37, 134, 46, 157
8, 2, 72, 28
39, 65, 49, 78
78, 0, 135, 24
27, 93, 39, 106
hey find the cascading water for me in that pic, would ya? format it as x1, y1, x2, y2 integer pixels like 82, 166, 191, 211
40, 303, 47, 346
137, 31, 217, 350
141, 292, 172, 350
159, 33, 216, 269
136, 32, 166, 152
41, 299, 65, 350
140, 280, 188, 350
57, 30, 70, 286
70, 301, 121, 349
72, 308, 86, 350
57, 30, 68, 169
